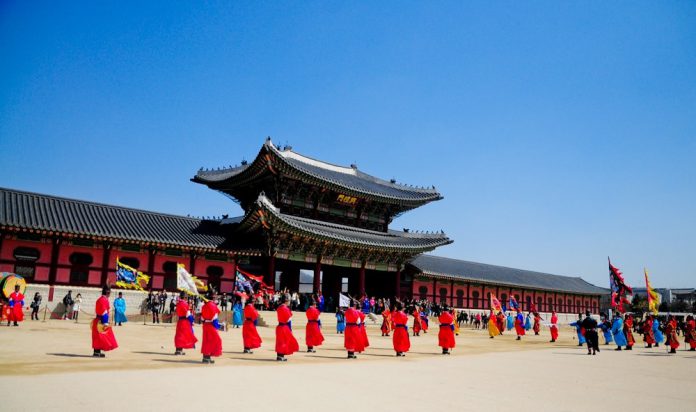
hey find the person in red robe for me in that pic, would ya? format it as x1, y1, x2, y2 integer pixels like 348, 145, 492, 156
174, 291, 197, 355
665, 316, 680, 354
533, 313, 542, 335
275, 295, 299, 361
496, 311, 506, 335
684, 315, 696, 351
243, 299, 262, 354
381, 309, 392, 336
358, 309, 370, 351
549, 311, 559, 342
412, 307, 422, 336
344, 302, 361, 359
642, 316, 655, 348
392, 302, 410, 356
7, 285, 24, 327
438, 306, 456, 355
91, 286, 118, 357
624, 314, 635, 350
514, 309, 526, 340
200, 292, 222, 364
305, 301, 324, 353
420, 310, 429, 333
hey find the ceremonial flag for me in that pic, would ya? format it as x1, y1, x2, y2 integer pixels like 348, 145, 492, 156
339, 293, 351, 308
509, 296, 519, 311
115, 258, 150, 290
490, 293, 502, 314
235, 267, 274, 296
644, 268, 660, 315
608, 257, 632, 313
176, 264, 199, 296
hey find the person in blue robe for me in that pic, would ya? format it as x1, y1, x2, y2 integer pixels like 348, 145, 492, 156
232, 300, 243, 328
569, 314, 586, 346
318, 294, 325, 312
611, 314, 627, 350
336, 309, 346, 334
652, 316, 664, 347
362, 298, 370, 314
113, 292, 128, 326
598, 314, 613, 344
524, 313, 532, 331
506, 312, 514, 331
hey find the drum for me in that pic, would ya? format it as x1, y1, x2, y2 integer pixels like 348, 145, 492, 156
0, 273, 26, 299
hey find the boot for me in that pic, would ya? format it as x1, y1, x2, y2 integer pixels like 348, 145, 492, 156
202, 355, 214, 363
276, 354, 287, 362
174, 348, 183, 355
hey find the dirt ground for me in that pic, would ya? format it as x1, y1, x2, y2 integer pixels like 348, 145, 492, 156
1, 315, 694, 411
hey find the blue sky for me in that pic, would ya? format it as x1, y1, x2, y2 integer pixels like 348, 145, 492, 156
1, 2, 694, 288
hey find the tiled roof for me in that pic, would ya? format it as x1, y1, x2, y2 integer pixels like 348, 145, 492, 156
0, 187, 230, 250
238, 194, 452, 252
193, 139, 442, 204
409, 254, 607, 295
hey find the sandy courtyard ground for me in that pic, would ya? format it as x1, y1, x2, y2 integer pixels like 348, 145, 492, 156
1, 314, 694, 411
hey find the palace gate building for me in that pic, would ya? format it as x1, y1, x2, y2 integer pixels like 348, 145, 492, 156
0, 139, 604, 313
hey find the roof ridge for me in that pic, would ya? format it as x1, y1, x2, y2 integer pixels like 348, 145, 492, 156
0, 187, 210, 223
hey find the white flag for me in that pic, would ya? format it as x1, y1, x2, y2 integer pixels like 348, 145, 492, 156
339, 293, 350, 308
177, 264, 199, 296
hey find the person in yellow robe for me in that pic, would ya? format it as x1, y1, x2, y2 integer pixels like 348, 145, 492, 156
453, 309, 460, 336
488, 310, 500, 338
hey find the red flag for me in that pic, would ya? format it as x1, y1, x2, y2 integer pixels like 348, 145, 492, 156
608, 258, 632, 313
490, 294, 502, 314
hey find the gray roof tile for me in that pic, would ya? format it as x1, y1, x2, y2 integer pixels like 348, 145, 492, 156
409, 254, 607, 295
0, 187, 229, 249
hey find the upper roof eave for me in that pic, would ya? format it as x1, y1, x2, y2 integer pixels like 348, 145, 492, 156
192, 138, 443, 205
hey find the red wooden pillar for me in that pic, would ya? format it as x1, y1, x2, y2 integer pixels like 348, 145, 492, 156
466, 283, 470, 308
189, 252, 197, 275
147, 247, 156, 289
230, 255, 237, 278
394, 269, 401, 299
48, 236, 61, 285
100, 242, 111, 287
450, 280, 454, 307
267, 255, 276, 289
358, 261, 366, 297
313, 258, 321, 294
433, 278, 438, 302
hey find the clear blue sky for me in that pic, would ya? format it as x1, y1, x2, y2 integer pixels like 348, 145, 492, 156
1, 2, 694, 288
